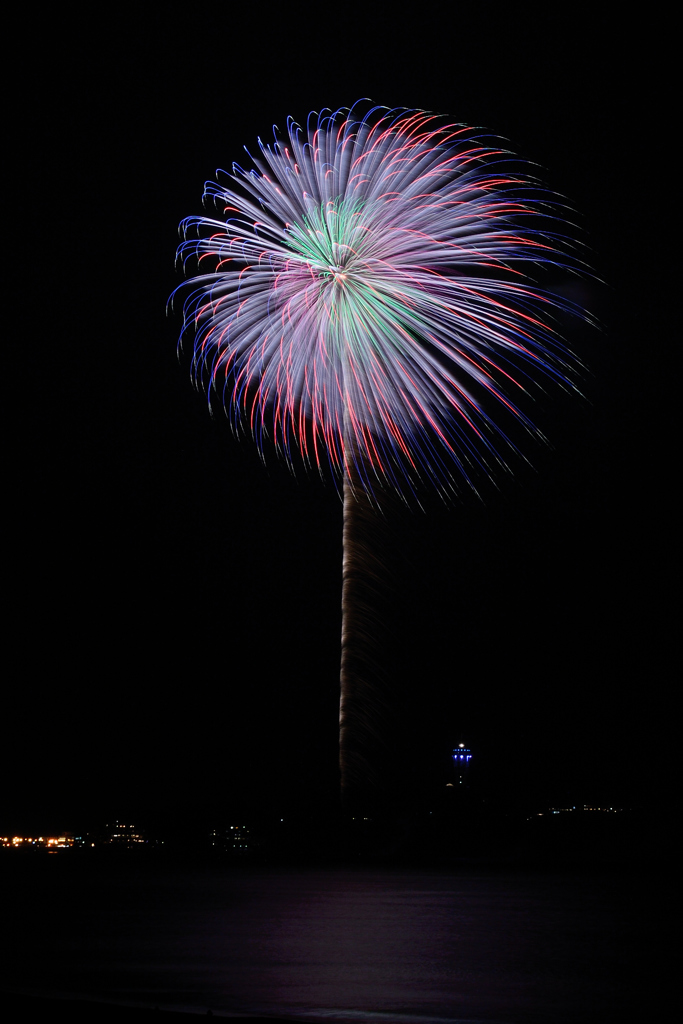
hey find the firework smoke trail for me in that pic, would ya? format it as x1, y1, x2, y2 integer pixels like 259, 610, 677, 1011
172, 102, 588, 802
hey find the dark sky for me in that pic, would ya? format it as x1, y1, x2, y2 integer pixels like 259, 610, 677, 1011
6, 11, 672, 832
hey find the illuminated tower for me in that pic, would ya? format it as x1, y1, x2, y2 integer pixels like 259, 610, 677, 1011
452, 743, 472, 785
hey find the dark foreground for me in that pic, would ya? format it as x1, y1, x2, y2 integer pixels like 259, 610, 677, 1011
1, 856, 666, 1024
3, 992, 285, 1021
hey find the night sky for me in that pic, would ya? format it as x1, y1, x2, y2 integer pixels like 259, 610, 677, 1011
6, 11, 672, 835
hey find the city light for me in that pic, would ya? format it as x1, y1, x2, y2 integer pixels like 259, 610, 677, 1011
2, 834, 76, 848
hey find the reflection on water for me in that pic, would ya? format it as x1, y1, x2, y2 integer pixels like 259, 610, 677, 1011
1, 864, 649, 1023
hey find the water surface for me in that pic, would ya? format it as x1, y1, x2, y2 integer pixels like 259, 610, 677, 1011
1, 861, 653, 1022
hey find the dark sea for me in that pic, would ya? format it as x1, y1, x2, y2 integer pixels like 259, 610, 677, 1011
0, 858, 660, 1023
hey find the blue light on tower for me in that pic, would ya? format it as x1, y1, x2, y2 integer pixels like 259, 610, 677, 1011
452, 743, 472, 784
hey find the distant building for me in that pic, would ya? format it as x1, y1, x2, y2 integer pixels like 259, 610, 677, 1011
210, 825, 254, 855
104, 822, 146, 847
451, 744, 472, 785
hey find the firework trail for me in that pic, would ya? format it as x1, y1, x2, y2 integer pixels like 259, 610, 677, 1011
172, 102, 587, 801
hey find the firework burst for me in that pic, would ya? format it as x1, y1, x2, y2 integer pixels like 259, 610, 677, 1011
173, 102, 585, 501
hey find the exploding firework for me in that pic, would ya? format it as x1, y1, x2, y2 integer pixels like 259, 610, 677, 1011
172, 102, 588, 800
174, 102, 584, 500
